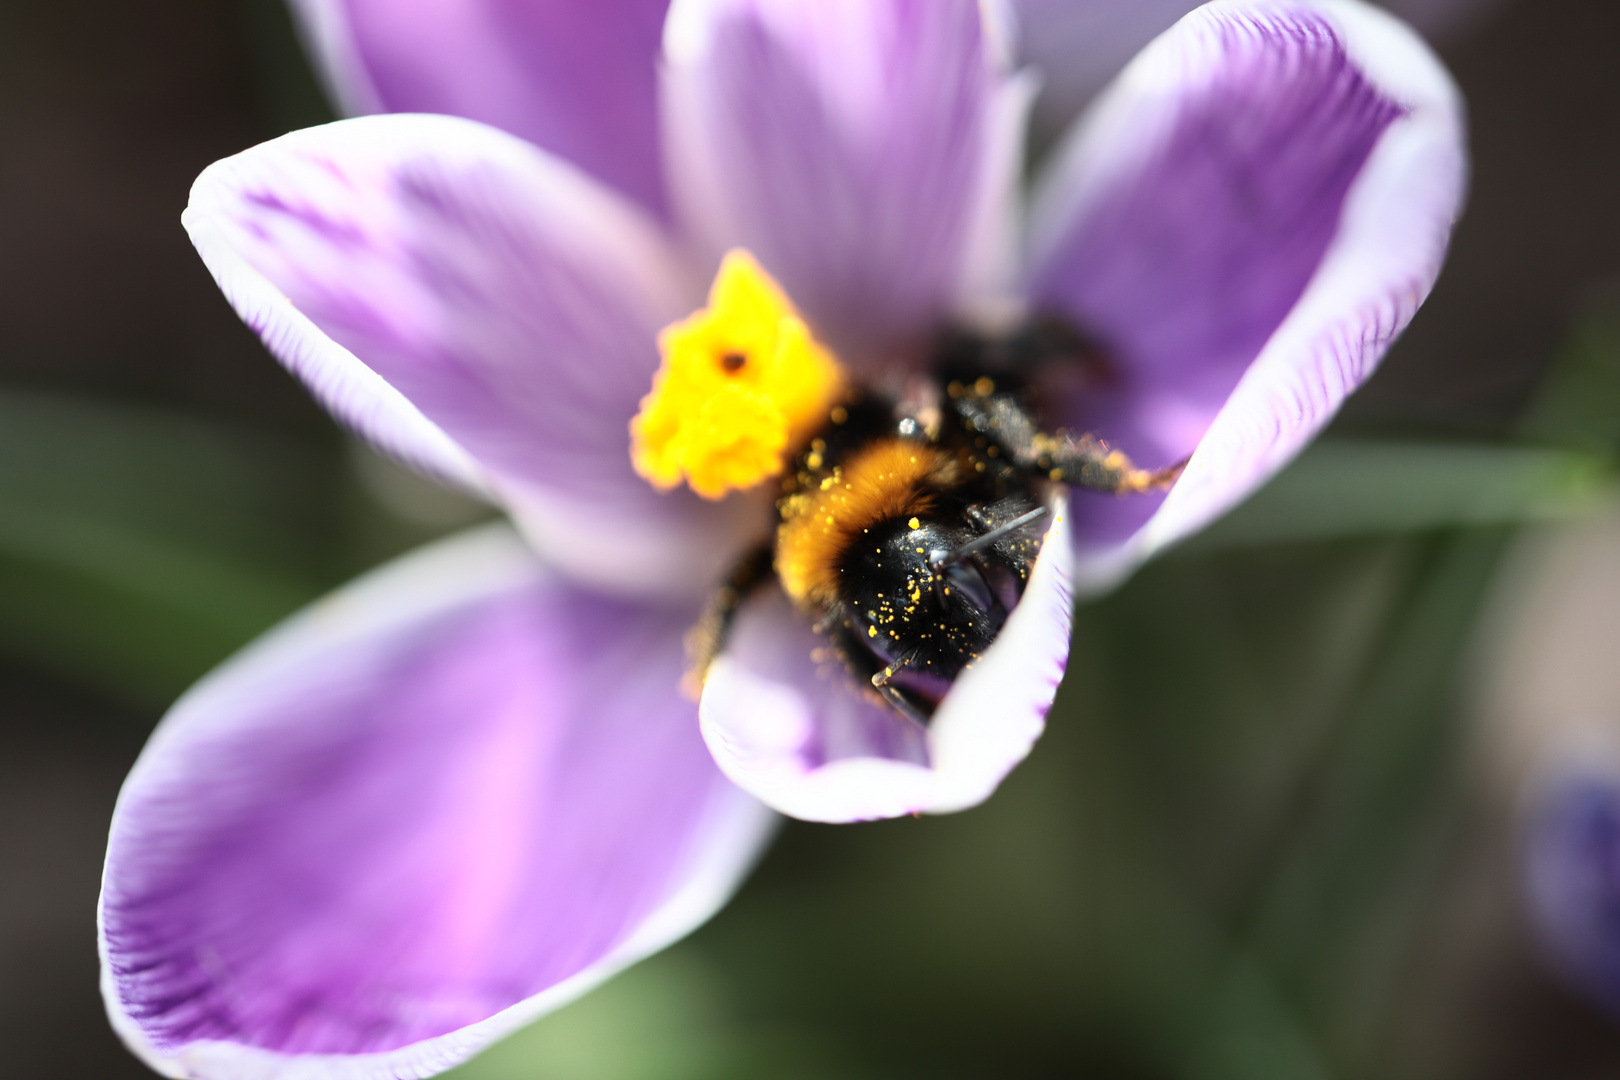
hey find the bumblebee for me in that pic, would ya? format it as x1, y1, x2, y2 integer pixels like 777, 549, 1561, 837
690, 316, 1181, 723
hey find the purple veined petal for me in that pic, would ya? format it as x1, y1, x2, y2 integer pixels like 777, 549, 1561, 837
285, 0, 672, 215
1025, 0, 1466, 591
661, 0, 1035, 362
184, 113, 762, 600
100, 524, 775, 1079
698, 506, 1073, 823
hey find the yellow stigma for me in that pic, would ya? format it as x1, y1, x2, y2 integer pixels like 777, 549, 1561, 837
630, 249, 846, 500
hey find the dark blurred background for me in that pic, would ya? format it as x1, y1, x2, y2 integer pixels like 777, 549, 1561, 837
4, 0, 1620, 1076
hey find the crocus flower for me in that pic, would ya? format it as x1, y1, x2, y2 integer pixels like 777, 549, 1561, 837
99, 1, 1465, 1076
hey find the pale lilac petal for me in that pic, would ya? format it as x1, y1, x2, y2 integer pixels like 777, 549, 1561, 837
662, 0, 1033, 359
185, 114, 760, 600
286, 0, 671, 214
100, 525, 774, 1079
699, 506, 1072, 823
1026, 0, 1466, 589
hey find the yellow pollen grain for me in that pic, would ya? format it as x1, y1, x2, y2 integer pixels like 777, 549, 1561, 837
907, 516, 921, 530
868, 626, 877, 638
628, 249, 845, 499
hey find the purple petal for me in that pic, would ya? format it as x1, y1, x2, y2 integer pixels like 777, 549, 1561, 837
287, 0, 671, 214
699, 507, 1073, 822
185, 114, 761, 600
1026, 0, 1466, 588
100, 526, 773, 1078
662, 0, 1033, 360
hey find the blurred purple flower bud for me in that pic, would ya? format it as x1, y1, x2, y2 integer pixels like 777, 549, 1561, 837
1482, 514, 1620, 1016
1527, 767, 1620, 1012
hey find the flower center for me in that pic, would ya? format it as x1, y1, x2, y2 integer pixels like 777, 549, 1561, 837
630, 249, 846, 500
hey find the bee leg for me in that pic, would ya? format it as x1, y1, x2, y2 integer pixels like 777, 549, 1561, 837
947, 381, 1186, 495
682, 542, 777, 698
868, 650, 933, 725
872, 660, 928, 724
1034, 431, 1187, 494
873, 682, 931, 726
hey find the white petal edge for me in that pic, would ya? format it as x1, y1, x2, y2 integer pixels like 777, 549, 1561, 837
700, 505, 1073, 823
1030, 0, 1467, 592
99, 523, 776, 1080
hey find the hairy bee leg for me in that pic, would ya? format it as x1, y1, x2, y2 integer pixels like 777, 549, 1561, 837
870, 649, 931, 725
821, 620, 934, 724
946, 380, 1186, 495
682, 542, 777, 699
1039, 434, 1188, 494
874, 682, 931, 726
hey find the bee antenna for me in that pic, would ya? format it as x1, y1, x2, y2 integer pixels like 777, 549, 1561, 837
931, 506, 1049, 570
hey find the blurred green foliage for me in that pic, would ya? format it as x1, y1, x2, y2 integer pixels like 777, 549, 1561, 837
0, 390, 485, 705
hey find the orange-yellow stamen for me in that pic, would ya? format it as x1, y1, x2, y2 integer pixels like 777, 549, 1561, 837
630, 249, 846, 500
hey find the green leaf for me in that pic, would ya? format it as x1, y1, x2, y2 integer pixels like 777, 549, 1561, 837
1189, 439, 1608, 551
0, 390, 342, 704
1518, 301, 1620, 454
445, 948, 868, 1080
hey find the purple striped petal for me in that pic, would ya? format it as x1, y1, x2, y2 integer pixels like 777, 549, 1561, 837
100, 526, 773, 1079
1026, 0, 1466, 589
699, 507, 1073, 822
185, 114, 762, 600
287, 0, 671, 214
662, 0, 1033, 361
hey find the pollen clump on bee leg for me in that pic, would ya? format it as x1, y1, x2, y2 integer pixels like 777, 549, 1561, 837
630, 248, 846, 500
